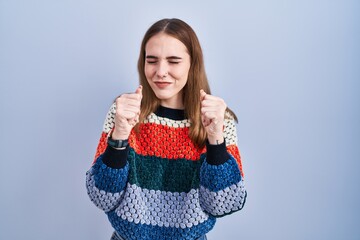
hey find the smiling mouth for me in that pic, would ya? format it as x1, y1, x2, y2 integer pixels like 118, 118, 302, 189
154, 82, 172, 88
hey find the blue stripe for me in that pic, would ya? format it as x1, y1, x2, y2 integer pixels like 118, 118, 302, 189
107, 210, 216, 240
93, 155, 129, 193
200, 155, 242, 192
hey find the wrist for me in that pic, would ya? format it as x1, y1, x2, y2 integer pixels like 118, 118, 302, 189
111, 129, 130, 140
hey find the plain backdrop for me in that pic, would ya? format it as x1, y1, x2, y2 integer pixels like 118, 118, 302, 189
0, 0, 359, 239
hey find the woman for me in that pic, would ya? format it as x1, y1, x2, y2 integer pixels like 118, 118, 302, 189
86, 18, 247, 240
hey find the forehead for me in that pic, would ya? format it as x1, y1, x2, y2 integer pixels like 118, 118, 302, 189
145, 33, 188, 55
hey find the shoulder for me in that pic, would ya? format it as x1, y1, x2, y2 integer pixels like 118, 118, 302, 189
224, 110, 238, 146
224, 108, 238, 122
102, 102, 116, 134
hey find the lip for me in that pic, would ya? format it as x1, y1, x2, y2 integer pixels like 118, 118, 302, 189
154, 82, 172, 89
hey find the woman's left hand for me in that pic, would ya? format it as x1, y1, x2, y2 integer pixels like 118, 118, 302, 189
200, 89, 226, 145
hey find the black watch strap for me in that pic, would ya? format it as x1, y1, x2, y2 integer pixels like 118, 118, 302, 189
107, 136, 129, 149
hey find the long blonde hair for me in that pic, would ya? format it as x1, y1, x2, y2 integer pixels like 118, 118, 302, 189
137, 18, 236, 148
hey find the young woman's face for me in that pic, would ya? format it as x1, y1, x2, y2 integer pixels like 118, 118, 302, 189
144, 33, 191, 109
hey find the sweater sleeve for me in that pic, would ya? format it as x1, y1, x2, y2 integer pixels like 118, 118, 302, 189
199, 113, 247, 217
85, 103, 129, 212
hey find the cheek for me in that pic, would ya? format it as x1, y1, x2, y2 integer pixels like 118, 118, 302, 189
173, 66, 190, 80
144, 65, 154, 79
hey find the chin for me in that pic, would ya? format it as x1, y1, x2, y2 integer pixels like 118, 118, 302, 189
154, 93, 171, 100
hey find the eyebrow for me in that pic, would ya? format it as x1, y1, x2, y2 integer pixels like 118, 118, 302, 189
146, 55, 182, 60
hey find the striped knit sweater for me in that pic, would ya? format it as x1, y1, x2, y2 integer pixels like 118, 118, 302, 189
86, 104, 247, 240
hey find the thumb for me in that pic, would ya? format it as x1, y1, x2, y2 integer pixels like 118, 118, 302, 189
135, 85, 143, 99
200, 89, 207, 101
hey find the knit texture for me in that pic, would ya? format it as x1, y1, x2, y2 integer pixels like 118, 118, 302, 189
86, 104, 247, 240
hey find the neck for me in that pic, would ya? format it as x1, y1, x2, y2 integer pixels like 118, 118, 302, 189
160, 94, 184, 109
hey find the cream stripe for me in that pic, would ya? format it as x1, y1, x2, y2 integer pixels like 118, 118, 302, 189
103, 103, 116, 133
224, 119, 238, 146
143, 113, 191, 128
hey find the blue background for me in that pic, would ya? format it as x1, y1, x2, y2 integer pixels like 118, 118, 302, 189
1, 0, 359, 239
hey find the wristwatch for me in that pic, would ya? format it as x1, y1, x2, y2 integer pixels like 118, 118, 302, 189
107, 135, 129, 149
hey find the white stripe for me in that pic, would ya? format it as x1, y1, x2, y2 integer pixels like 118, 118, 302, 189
103, 103, 116, 133
224, 118, 238, 146
144, 113, 191, 128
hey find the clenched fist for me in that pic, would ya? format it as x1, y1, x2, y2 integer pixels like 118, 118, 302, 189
200, 89, 226, 145
112, 85, 143, 140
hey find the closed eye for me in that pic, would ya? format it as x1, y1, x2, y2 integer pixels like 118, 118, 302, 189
145, 55, 182, 64
167, 56, 182, 63
146, 61, 157, 64
146, 55, 158, 64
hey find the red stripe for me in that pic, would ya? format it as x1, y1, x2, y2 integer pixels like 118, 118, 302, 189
93, 132, 107, 164
129, 123, 205, 161
227, 145, 244, 177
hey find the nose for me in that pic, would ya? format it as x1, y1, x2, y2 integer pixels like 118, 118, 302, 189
156, 61, 168, 79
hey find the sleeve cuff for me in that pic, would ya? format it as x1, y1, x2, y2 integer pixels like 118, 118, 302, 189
205, 139, 230, 165
101, 145, 129, 169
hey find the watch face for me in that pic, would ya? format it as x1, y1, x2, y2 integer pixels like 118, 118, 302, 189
117, 140, 128, 148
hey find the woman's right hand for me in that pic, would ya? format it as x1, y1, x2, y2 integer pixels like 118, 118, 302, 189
112, 85, 142, 140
